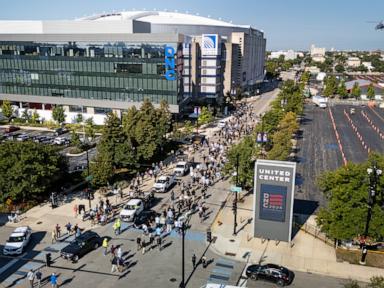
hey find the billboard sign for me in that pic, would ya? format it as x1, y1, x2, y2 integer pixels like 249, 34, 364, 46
253, 160, 296, 242
202, 34, 219, 56
164, 46, 176, 81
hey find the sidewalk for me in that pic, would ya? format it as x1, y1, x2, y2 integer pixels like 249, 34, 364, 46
6, 163, 176, 234
209, 193, 383, 283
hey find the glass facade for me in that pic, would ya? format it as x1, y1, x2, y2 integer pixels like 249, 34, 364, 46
0, 41, 183, 106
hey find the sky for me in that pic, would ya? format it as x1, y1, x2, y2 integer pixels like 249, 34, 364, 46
0, 0, 383, 51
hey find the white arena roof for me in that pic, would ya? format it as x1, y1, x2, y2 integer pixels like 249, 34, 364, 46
80, 11, 249, 28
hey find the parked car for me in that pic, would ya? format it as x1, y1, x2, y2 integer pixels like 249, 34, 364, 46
16, 134, 29, 142
3, 226, 32, 255
5, 126, 20, 133
54, 127, 68, 136
246, 263, 294, 286
153, 174, 176, 193
133, 210, 157, 229
173, 161, 190, 177
54, 137, 70, 145
60, 231, 101, 262
217, 120, 227, 128
119, 199, 144, 222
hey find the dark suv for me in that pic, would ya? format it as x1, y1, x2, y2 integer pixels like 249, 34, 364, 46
246, 264, 294, 286
60, 231, 101, 262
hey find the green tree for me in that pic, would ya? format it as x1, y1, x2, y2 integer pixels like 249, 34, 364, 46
316, 154, 384, 240
52, 106, 66, 125
98, 112, 124, 166
367, 83, 375, 100
134, 99, 158, 161
367, 276, 384, 288
21, 109, 31, 123
338, 80, 348, 99
90, 152, 114, 187
156, 99, 172, 147
267, 112, 298, 160
84, 117, 95, 141
31, 110, 40, 124
70, 131, 81, 149
198, 107, 214, 126
335, 64, 345, 73
75, 113, 83, 124
224, 136, 257, 189
1, 100, 14, 121
324, 76, 338, 97
0, 141, 66, 204
183, 120, 194, 135
351, 82, 362, 99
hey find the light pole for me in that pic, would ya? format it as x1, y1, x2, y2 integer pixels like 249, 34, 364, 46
233, 153, 240, 236
180, 221, 185, 288
360, 162, 382, 265
81, 105, 91, 209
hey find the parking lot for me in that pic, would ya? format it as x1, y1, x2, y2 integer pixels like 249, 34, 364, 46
296, 104, 384, 208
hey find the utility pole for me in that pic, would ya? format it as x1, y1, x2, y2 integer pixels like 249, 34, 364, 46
360, 162, 382, 264
233, 153, 239, 236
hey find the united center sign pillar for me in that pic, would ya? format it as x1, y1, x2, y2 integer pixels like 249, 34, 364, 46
253, 160, 296, 243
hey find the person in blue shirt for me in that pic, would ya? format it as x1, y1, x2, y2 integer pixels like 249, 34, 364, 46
50, 272, 58, 288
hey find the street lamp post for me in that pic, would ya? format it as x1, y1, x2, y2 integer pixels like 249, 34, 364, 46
233, 154, 240, 236
180, 222, 185, 288
360, 162, 382, 265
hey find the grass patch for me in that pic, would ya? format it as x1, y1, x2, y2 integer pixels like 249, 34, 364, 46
336, 248, 384, 268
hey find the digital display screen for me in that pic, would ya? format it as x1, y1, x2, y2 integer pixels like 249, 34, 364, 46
259, 184, 287, 222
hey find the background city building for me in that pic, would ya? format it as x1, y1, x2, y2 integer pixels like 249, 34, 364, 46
0, 11, 266, 124
310, 44, 326, 63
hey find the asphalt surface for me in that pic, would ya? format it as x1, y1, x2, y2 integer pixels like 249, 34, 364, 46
1, 94, 368, 288
295, 104, 343, 208
243, 270, 362, 288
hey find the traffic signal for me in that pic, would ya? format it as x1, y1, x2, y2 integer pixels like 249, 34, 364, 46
45, 253, 52, 267
206, 229, 212, 243
232, 200, 237, 212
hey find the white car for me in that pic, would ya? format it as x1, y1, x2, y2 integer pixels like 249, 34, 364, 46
3, 226, 32, 255
153, 174, 176, 193
119, 199, 144, 222
173, 161, 190, 177
218, 120, 227, 128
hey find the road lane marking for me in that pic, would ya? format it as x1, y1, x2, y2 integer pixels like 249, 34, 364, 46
0, 252, 27, 275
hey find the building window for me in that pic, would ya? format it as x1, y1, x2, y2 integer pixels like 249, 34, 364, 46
157, 64, 165, 75
114, 63, 143, 74
69, 105, 83, 113
202, 69, 207, 75
94, 107, 113, 114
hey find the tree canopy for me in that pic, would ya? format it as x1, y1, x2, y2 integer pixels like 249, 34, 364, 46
317, 154, 384, 240
351, 82, 361, 99
1, 100, 14, 120
367, 83, 375, 100
52, 105, 66, 124
90, 100, 173, 187
0, 141, 67, 205
198, 107, 214, 126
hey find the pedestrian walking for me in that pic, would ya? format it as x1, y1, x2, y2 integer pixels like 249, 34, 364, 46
142, 238, 146, 254
117, 246, 122, 259
202, 256, 207, 268
50, 273, 58, 288
102, 237, 108, 256
156, 236, 162, 251
73, 204, 78, 218
75, 227, 81, 238
111, 256, 118, 273
35, 269, 42, 288
55, 224, 61, 239
116, 218, 121, 235
65, 222, 72, 235
136, 236, 141, 251
27, 269, 34, 288
51, 229, 56, 244
192, 253, 197, 269
110, 244, 116, 257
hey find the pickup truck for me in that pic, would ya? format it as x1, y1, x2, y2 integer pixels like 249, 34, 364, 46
173, 161, 190, 177
153, 174, 176, 193
119, 198, 144, 222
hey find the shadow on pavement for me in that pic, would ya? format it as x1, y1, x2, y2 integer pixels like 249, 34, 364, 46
0, 231, 47, 283
292, 199, 319, 240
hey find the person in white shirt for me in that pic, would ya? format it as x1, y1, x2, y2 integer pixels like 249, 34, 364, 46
27, 270, 35, 288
